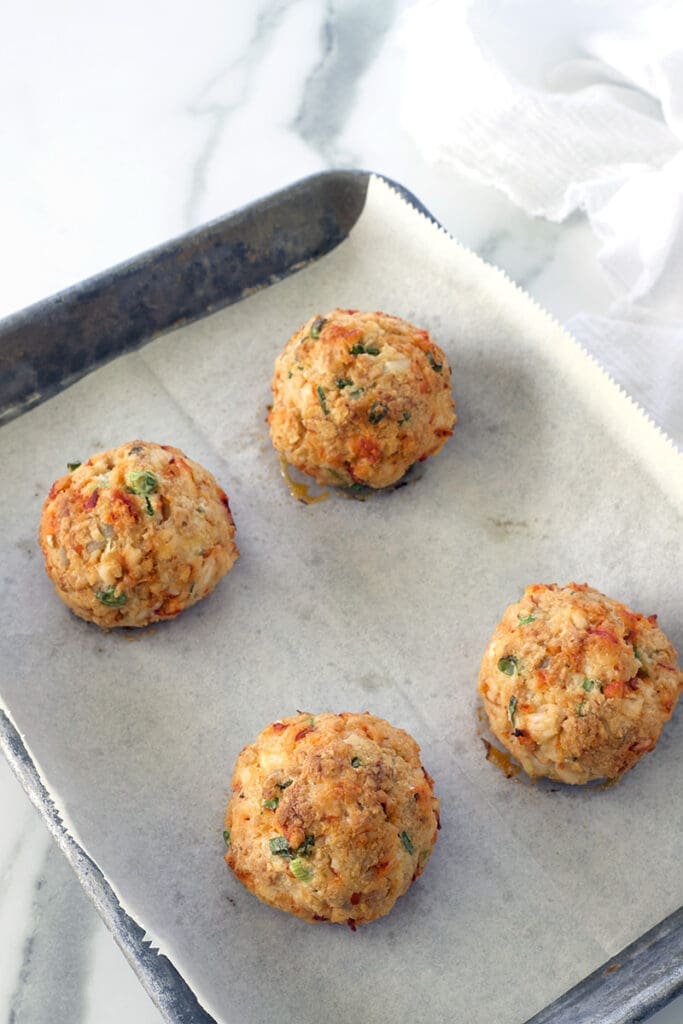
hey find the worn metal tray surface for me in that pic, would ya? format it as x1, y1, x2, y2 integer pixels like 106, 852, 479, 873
1, 171, 681, 1024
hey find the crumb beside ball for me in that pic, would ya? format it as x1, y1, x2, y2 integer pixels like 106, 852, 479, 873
224, 711, 440, 926
268, 309, 456, 489
39, 440, 238, 627
478, 583, 683, 784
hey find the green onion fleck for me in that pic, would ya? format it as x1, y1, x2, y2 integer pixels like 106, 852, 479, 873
144, 495, 154, 516
427, 352, 443, 372
95, 585, 127, 608
633, 646, 649, 671
269, 837, 291, 857
126, 470, 158, 495
287, 370, 293, 379
582, 678, 600, 692
290, 857, 312, 881
67, 461, 81, 472
262, 797, 279, 810
368, 401, 388, 425
269, 834, 314, 860
317, 385, 329, 416
349, 387, 364, 398
633, 646, 649, 677
518, 613, 535, 625
508, 694, 518, 727
310, 316, 327, 339
277, 779, 293, 790
399, 831, 414, 854
223, 829, 231, 847
398, 411, 411, 425
498, 656, 518, 676
351, 756, 361, 768
336, 378, 353, 390
577, 701, 587, 717
295, 834, 315, 857
349, 342, 379, 356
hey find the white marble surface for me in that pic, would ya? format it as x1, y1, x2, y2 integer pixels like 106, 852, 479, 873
1, 2, 680, 1022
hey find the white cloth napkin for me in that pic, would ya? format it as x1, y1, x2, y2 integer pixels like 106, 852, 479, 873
401, 0, 683, 445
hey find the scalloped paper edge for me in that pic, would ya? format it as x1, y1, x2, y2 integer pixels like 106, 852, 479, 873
370, 173, 683, 512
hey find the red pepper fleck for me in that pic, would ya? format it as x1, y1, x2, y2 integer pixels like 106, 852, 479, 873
356, 436, 382, 464
345, 462, 364, 485
218, 489, 232, 515
346, 918, 357, 932
157, 606, 182, 618
271, 722, 286, 733
84, 489, 99, 509
350, 892, 361, 906
587, 628, 618, 643
295, 726, 313, 742
313, 914, 328, 922
112, 489, 138, 516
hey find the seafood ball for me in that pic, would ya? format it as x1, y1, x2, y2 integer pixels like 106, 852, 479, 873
478, 582, 683, 784
39, 440, 238, 627
268, 309, 456, 489
225, 711, 440, 926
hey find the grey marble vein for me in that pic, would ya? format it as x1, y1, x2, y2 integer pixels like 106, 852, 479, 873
183, 0, 293, 227
476, 217, 564, 291
6, 845, 93, 1024
292, 0, 400, 159
0, 832, 28, 906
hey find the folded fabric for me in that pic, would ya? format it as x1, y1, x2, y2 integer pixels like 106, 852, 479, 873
401, 0, 683, 444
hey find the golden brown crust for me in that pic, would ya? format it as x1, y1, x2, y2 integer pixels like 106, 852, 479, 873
225, 712, 440, 926
39, 441, 238, 627
268, 309, 456, 488
478, 583, 682, 784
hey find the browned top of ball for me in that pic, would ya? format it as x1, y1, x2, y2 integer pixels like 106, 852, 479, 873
39, 440, 238, 627
478, 583, 682, 784
225, 711, 440, 926
268, 309, 456, 488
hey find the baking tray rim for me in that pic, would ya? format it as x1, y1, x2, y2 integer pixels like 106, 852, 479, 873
1, 168, 681, 1024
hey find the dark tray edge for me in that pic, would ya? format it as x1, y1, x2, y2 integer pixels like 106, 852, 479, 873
0, 169, 433, 428
1, 169, 681, 1024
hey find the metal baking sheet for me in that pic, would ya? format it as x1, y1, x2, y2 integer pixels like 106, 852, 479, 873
1, 171, 681, 1024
